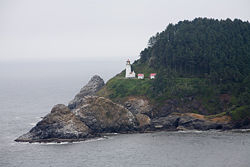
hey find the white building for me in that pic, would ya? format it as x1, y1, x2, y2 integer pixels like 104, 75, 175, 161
150, 73, 156, 79
125, 59, 136, 78
138, 74, 144, 79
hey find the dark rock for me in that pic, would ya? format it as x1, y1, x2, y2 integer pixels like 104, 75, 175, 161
176, 114, 227, 130
73, 96, 136, 133
15, 104, 90, 142
15, 95, 137, 142
68, 75, 104, 109
151, 114, 180, 130
124, 98, 153, 117
15, 74, 235, 143
155, 98, 210, 117
151, 113, 227, 131
16, 75, 139, 143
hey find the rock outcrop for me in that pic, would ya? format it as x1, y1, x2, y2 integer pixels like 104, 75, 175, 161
151, 113, 232, 131
15, 75, 234, 143
124, 97, 152, 129
16, 75, 137, 142
72, 96, 136, 133
124, 97, 153, 116
15, 104, 91, 142
68, 75, 104, 109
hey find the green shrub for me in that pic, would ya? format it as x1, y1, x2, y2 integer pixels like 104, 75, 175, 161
106, 77, 153, 99
231, 106, 250, 121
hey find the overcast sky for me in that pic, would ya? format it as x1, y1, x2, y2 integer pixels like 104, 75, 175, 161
0, 0, 249, 62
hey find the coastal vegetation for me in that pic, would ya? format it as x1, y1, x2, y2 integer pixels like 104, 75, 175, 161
16, 18, 250, 143
98, 18, 250, 125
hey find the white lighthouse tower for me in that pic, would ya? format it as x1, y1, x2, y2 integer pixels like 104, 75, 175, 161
125, 59, 135, 78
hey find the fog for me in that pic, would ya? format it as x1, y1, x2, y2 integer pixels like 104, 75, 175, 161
0, 60, 123, 83
0, 0, 250, 63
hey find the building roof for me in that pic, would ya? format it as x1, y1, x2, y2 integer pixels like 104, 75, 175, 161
150, 73, 157, 76
138, 74, 144, 76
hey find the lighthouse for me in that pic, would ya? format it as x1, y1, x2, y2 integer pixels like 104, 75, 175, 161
125, 59, 135, 78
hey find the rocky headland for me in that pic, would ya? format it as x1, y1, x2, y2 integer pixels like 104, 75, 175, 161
15, 75, 234, 143
15, 18, 250, 143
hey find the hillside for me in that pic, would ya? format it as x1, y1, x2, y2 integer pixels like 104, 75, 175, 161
97, 18, 250, 127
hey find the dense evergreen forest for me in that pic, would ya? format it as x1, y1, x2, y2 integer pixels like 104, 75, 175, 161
135, 18, 250, 103
139, 18, 250, 81
99, 18, 250, 125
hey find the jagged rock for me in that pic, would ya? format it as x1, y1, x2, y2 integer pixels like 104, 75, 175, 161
124, 98, 153, 117
151, 113, 225, 131
15, 76, 138, 143
73, 96, 136, 133
15, 95, 137, 142
68, 75, 104, 109
15, 75, 235, 143
177, 115, 222, 130
15, 104, 90, 142
151, 114, 180, 130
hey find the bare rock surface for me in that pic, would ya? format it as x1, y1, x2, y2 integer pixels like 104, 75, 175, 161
15, 75, 234, 143
68, 75, 104, 109
135, 113, 151, 128
15, 76, 137, 142
73, 96, 136, 133
15, 104, 90, 142
151, 113, 231, 131
124, 97, 153, 116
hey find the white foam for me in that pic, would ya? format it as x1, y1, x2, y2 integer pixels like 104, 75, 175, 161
176, 130, 203, 133
29, 122, 36, 126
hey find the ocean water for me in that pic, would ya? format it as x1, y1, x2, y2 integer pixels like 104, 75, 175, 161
0, 61, 250, 167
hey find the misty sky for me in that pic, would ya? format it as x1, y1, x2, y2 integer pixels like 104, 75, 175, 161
0, 0, 250, 62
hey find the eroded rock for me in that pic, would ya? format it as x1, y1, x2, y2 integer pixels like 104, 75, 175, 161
15, 75, 234, 143
151, 113, 227, 131
135, 113, 151, 128
73, 96, 136, 133
15, 104, 90, 142
68, 75, 104, 109
124, 97, 153, 117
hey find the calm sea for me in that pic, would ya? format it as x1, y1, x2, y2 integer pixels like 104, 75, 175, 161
0, 61, 249, 167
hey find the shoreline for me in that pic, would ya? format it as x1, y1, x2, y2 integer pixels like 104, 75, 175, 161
14, 128, 250, 143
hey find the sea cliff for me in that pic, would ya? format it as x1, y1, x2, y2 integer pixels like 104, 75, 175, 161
16, 18, 250, 142
15, 75, 234, 143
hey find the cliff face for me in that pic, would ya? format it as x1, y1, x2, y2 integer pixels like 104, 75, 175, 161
15, 75, 233, 143
123, 97, 232, 131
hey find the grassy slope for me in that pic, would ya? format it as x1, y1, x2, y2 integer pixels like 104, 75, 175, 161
97, 63, 250, 125
97, 70, 153, 103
